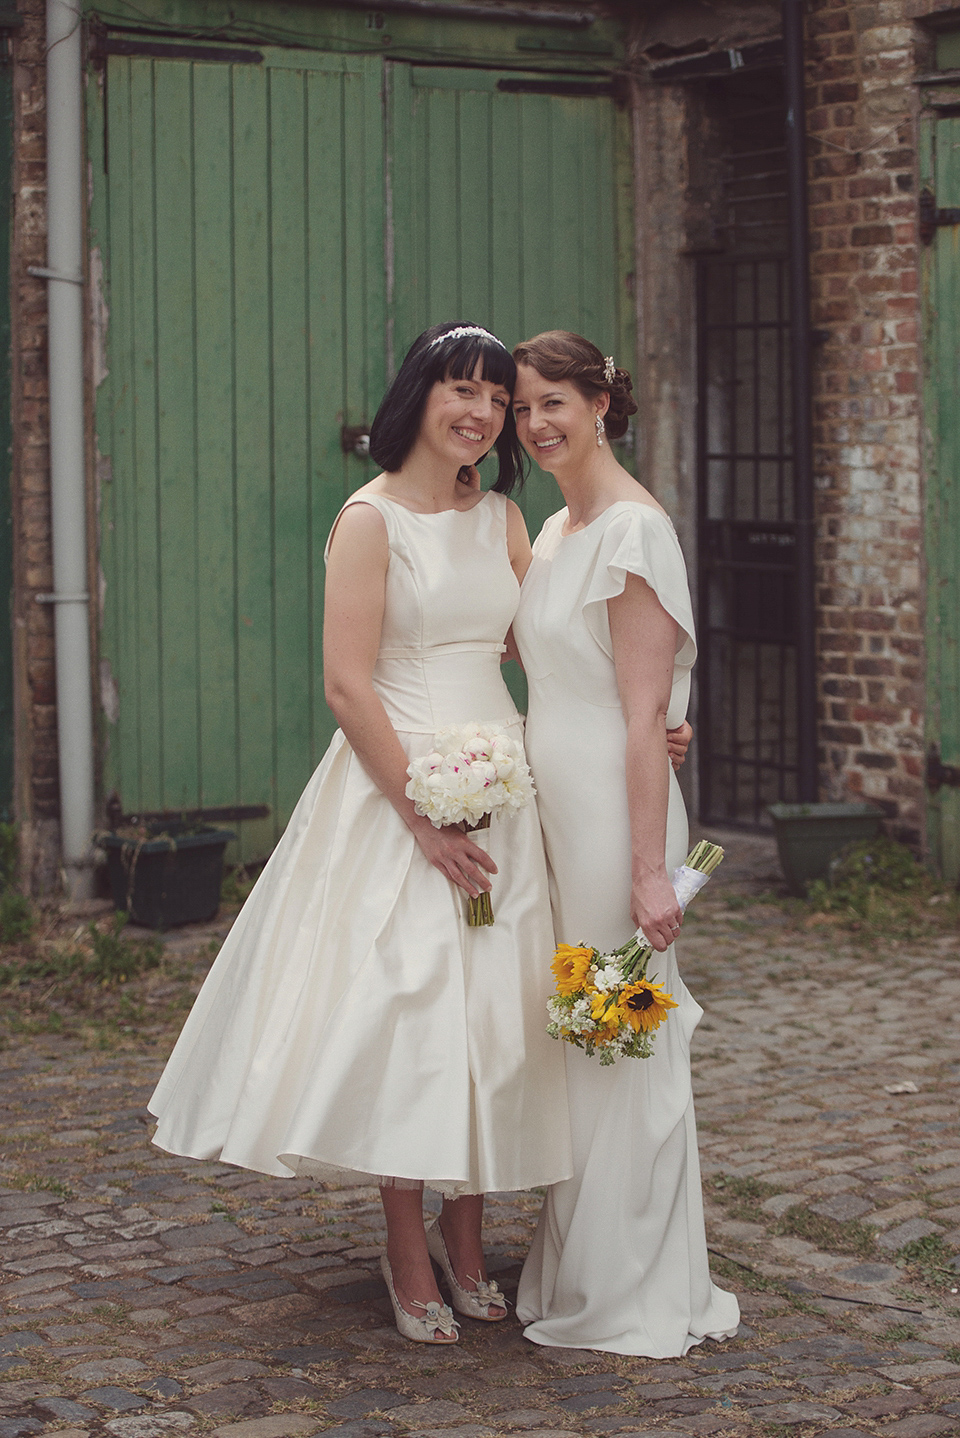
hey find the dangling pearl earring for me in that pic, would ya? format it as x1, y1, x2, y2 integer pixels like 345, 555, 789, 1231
596, 414, 605, 447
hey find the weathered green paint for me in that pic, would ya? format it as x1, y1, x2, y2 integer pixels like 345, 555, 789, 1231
0, 45, 12, 819
92, 48, 386, 854
88, 17, 634, 859
388, 58, 632, 545
85, 0, 624, 75
922, 108, 960, 878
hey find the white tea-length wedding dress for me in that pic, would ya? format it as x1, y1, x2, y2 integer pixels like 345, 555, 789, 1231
513, 500, 739, 1355
150, 490, 571, 1197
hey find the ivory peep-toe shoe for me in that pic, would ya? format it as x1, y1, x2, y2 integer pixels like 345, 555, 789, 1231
379, 1254, 459, 1343
425, 1220, 509, 1321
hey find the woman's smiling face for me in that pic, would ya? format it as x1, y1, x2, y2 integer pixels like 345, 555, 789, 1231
417, 359, 510, 467
512, 364, 603, 472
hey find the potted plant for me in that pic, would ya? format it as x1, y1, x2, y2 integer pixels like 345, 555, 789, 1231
100, 820, 236, 929
767, 801, 884, 897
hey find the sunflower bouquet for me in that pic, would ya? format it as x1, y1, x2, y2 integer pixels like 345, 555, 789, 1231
546, 840, 724, 1065
406, 721, 536, 926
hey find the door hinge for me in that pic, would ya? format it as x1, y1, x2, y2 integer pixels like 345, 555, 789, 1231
919, 187, 960, 244
927, 745, 960, 791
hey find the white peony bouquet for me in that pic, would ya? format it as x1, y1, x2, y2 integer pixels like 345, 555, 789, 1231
406, 722, 536, 925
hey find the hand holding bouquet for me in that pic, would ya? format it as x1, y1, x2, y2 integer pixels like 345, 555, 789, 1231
406, 722, 535, 925
546, 840, 724, 1064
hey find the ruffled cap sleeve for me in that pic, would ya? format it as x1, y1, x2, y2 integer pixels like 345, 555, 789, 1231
582, 504, 696, 674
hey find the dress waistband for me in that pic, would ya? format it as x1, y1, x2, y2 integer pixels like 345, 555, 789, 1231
389, 712, 525, 736
377, 640, 507, 660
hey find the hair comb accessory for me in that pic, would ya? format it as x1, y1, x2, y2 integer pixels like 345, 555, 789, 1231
603, 356, 616, 385
430, 325, 506, 349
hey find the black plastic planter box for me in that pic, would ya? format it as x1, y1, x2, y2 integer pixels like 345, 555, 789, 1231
102, 824, 236, 929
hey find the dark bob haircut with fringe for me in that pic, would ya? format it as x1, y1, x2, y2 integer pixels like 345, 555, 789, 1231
369, 323, 525, 494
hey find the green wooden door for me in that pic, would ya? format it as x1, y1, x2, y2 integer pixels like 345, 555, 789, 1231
922, 109, 960, 878
91, 42, 634, 859
90, 45, 385, 855
388, 62, 634, 544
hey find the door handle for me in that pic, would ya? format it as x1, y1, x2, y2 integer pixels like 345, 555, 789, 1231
341, 425, 370, 458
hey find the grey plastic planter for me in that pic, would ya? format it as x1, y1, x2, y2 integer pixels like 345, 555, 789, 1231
767, 801, 884, 897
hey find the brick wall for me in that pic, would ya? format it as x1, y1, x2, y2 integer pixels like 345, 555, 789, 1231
10, 0, 59, 889
805, 0, 943, 846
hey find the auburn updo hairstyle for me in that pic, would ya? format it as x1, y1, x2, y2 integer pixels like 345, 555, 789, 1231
512, 330, 638, 441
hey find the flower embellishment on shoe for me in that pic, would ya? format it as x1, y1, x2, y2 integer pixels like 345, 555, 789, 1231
467, 1274, 510, 1320
413, 1297, 459, 1339
425, 1220, 509, 1322
380, 1253, 460, 1343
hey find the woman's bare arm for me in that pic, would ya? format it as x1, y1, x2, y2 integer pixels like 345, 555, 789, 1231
607, 572, 684, 951
324, 503, 496, 898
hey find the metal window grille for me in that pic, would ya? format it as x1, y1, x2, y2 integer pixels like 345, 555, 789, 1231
695, 74, 799, 826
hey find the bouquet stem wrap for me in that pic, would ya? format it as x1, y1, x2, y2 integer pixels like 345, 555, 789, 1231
547, 839, 724, 1064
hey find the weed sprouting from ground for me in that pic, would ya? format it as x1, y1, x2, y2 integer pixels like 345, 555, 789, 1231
771, 1205, 879, 1259
881, 1321, 919, 1342
0, 1172, 76, 1198
0, 890, 34, 943
804, 836, 957, 939
0, 822, 34, 943
898, 1233, 959, 1287
84, 912, 163, 983
707, 1172, 778, 1221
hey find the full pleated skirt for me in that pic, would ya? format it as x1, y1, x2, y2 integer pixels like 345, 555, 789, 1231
149, 726, 571, 1196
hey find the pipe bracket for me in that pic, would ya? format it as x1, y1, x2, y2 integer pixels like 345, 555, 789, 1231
28, 265, 84, 285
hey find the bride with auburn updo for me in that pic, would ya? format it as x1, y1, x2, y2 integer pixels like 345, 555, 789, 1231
149, 322, 572, 1345
509, 330, 740, 1355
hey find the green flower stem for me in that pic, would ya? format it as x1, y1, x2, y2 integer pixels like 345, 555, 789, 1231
465, 812, 494, 926
467, 891, 495, 926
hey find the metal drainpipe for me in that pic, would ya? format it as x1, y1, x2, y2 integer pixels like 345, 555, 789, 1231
34, 0, 95, 897
783, 0, 818, 802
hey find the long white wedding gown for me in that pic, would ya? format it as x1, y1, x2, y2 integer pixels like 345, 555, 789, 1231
150, 490, 571, 1197
513, 500, 740, 1355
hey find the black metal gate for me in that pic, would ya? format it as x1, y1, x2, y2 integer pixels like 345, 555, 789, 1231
695, 74, 799, 826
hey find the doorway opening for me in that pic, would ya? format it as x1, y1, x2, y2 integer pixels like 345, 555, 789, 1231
693, 70, 799, 827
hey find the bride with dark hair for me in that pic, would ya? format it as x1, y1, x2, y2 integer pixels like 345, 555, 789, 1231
149, 322, 572, 1345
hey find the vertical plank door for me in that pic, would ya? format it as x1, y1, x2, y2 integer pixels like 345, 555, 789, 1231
387, 62, 635, 548
90, 46, 384, 857
922, 111, 960, 878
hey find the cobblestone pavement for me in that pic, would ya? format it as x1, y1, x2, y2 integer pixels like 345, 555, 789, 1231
2, 830, 960, 1438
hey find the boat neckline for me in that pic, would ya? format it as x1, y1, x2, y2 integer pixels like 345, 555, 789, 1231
357, 490, 493, 517
559, 498, 673, 539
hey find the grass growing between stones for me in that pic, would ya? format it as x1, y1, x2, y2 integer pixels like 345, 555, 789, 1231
708, 1251, 790, 1295
898, 1233, 960, 1288
1, 1172, 76, 1198
770, 1204, 879, 1259
708, 1173, 779, 1217
707, 1172, 881, 1261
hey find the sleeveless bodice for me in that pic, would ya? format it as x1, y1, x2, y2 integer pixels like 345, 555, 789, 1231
328, 491, 521, 734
